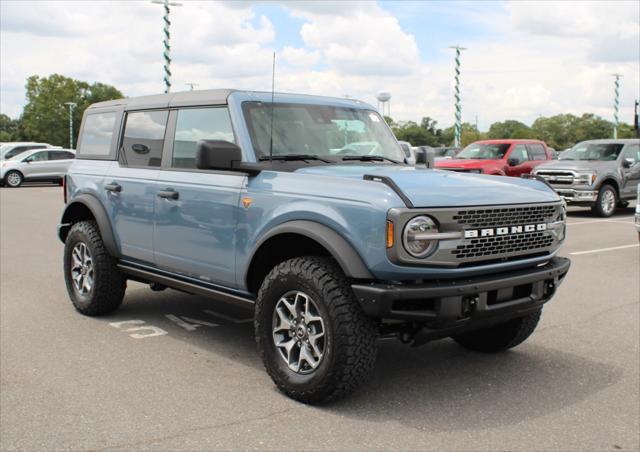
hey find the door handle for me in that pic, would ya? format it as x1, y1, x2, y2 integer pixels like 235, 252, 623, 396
104, 182, 122, 193
157, 189, 179, 200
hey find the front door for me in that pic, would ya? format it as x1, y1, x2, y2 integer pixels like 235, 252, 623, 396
153, 107, 244, 288
103, 109, 168, 264
504, 144, 531, 177
21, 150, 55, 179
620, 143, 640, 198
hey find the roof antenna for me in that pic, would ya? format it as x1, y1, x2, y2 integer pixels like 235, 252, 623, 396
269, 51, 276, 168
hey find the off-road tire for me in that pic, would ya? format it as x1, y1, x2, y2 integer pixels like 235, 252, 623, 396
592, 184, 617, 217
453, 309, 541, 353
63, 221, 126, 316
4, 170, 23, 188
255, 256, 377, 404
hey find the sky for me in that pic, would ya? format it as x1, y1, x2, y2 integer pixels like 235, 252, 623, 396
1, 0, 638, 130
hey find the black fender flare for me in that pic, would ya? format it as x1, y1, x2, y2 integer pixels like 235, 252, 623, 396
58, 194, 119, 257
247, 220, 374, 281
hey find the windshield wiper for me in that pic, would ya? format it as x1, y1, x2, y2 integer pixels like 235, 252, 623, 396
341, 155, 401, 164
259, 154, 333, 163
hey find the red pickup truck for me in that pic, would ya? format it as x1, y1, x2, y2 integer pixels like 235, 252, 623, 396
435, 139, 553, 176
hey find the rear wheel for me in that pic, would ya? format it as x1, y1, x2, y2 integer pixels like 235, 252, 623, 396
63, 221, 126, 316
592, 184, 617, 217
453, 310, 541, 353
255, 256, 377, 404
4, 171, 23, 188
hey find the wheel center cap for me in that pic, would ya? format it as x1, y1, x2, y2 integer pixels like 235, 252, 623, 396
296, 325, 306, 339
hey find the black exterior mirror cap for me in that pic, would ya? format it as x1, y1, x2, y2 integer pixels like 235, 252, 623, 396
507, 158, 520, 166
196, 140, 241, 170
196, 140, 261, 176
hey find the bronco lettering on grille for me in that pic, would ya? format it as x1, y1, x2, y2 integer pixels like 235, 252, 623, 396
464, 223, 547, 239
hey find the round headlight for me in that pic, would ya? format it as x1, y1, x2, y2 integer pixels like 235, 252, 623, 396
403, 215, 438, 258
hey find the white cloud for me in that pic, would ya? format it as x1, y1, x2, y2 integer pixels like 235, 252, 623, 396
291, 3, 420, 76
281, 46, 320, 68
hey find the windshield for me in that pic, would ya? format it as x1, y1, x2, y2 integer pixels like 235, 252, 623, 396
242, 102, 405, 161
560, 143, 624, 161
456, 143, 511, 160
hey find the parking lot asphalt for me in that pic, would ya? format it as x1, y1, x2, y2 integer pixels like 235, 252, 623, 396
1, 185, 638, 451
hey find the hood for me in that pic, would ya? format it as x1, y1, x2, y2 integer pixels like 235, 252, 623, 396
535, 159, 616, 171
294, 165, 559, 208
435, 159, 495, 168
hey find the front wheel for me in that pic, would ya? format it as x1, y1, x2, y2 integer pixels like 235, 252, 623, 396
255, 257, 377, 404
63, 221, 126, 316
453, 310, 541, 353
592, 184, 617, 217
4, 171, 23, 187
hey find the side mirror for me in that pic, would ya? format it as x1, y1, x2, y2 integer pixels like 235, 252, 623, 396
24, 158, 33, 164
622, 158, 634, 168
507, 158, 520, 167
196, 140, 242, 171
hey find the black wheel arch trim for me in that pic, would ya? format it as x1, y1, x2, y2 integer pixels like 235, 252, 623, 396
58, 194, 119, 257
246, 220, 374, 283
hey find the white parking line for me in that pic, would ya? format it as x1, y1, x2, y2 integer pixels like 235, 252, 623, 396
570, 244, 639, 255
567, 218, 634, 226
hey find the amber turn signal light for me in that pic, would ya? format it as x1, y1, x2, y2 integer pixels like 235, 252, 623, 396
386, 220, 394, 248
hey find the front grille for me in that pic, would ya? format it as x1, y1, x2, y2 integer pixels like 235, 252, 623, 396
452, 231, 555, 259
453, 205, 557, 228
536, 171, 574, 185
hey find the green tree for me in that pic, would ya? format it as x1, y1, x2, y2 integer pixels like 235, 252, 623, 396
486, 120, 531, 139
392, 116, 445, 146
19, 74, 123, 148
0, 114, 20, 142
440, 123, 483, 147
617, 123, 637, 139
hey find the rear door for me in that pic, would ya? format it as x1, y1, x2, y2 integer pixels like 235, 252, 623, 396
526, 143, 549, 171
48, 150, 76, 177
620, 143, 640, 198
153, 106, 244, 287
504, 144, 531, 176
104, 110, 168, 264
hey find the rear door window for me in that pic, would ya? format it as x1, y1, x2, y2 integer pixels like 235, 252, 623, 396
171, 107, 234, 169
120, 110, 169, 167
49, 151, 75, 160
526, 143, 547, 160
78, 112, 117, 157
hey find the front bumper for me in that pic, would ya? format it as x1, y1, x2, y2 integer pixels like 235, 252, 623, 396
352, 256, 570, 328
554, 188, 598, 203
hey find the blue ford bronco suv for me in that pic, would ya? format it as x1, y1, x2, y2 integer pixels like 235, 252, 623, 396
58, 89, 570, 404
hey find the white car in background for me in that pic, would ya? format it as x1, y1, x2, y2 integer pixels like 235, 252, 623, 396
0, 142, 56, 160
1, 148, 75, 187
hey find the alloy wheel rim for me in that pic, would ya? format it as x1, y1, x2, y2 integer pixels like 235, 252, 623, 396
71, 242, 94, 295
272, 290, 326, 374
6, 173, 20, 186
602, 190, 615, 215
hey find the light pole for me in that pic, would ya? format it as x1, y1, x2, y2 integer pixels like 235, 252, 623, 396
612, 73, 622, 139
64, 102, 77, 149
449, 46, 466, 147
151, 0, 183, 93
